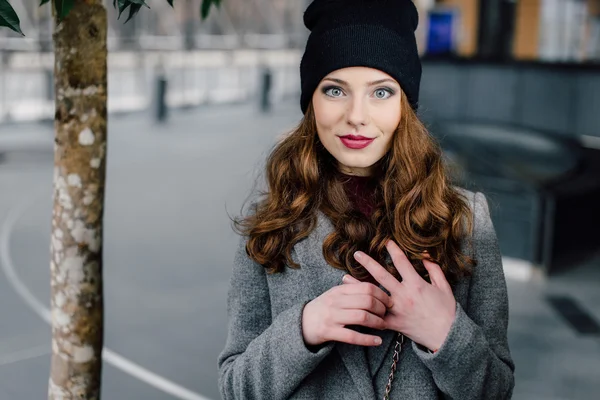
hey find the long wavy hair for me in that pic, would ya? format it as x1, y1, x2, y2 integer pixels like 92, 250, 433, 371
232, 91, 476, 285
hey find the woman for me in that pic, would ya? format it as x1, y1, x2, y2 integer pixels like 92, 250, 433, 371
218, 0, 515, 399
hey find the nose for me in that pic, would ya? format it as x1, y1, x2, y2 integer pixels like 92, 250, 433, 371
346, 96, 369, 128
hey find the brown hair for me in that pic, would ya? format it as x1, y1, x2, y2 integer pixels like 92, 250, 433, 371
232, 91, 475, 284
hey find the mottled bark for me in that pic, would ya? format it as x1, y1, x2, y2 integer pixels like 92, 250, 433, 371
49, 1, 107, 399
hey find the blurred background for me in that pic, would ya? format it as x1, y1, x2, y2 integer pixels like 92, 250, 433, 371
0, 0, 599, 399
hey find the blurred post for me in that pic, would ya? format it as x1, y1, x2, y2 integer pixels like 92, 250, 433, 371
260, 66, 272, 113
0, 52, 5, 124
45, 68, 54, 102
183, 0, 196, 51
154, 56, 168, 122
477, 0, 517, 59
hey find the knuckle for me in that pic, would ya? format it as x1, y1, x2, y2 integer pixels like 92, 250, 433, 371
356, 310, 369, 323
341, 330, 355, 343
364, 283, 376, 295
369, 297, 378, 309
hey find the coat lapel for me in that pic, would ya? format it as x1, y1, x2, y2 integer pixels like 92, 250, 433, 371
336, 342, 377, 400
368, 329, 400, 378
294, 211, 376, 400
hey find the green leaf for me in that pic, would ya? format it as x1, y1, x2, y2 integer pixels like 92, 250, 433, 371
200, 0, 220, 20
124, 3, 142, 23
55, 0, 74, 20
0, 0, 23, 35
113, 0, 147, 21
115, 0, 128, 19
129, 0, 150, 9
39, 0, 50, 5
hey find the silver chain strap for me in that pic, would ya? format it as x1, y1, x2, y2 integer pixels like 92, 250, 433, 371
382, 332, 404, 400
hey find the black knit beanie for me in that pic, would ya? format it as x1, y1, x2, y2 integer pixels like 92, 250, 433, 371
300, 0, 422, 114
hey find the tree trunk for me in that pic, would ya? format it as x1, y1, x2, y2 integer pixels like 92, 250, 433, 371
49, 0, 107, 398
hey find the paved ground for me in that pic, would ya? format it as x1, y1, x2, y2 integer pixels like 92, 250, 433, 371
0, 102, 599, 399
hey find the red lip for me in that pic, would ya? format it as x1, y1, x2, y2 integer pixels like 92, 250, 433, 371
340, 134, 372, 140
339, 136, 374, 149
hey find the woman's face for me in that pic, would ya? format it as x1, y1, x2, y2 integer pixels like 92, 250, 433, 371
312, 67, 402, 177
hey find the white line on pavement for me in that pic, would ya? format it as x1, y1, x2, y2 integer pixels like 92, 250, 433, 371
0, 190, 212, 400
502, 257, 534, 282
0, 344, 50, 367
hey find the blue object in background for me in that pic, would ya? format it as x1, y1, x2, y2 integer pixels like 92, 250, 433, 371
426, 10, 456, 55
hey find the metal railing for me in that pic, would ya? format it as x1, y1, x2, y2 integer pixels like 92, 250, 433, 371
0, 49, 303, 123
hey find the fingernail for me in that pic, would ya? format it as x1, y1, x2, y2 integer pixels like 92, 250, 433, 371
374, 337, 382, 345
342, 275, 348, 283
354, 251, 363, 260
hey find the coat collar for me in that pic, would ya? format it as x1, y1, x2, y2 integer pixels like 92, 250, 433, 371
294, 210, 400, 399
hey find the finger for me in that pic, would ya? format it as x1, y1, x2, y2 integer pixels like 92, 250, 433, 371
385, 240, 421, 284
353, 251, 400, 294
340, 281, 394, 308
342, 274, 361, 284
329, 327, 383, 347
422, 258, 451, 292
336, 309, 387, 331
338, 294, 388, 318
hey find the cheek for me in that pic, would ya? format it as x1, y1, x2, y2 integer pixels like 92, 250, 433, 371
374, 102, 401, 134
313, 98, 341, 134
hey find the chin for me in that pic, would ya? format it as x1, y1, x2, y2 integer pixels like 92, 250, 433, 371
339, 158, 377, 169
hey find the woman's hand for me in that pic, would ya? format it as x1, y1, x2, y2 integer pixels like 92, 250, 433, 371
302, 280, 393, 347
349, 240, 456, 352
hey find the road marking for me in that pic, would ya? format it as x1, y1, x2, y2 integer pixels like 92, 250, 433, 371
0, 344, 49, 367
0, 191, 212, 400
502, 256, 534, 282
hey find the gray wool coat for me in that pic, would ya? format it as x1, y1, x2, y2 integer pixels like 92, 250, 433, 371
217, 190, 515, 399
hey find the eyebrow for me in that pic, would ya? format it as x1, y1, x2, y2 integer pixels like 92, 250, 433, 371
322, 77, 398, 86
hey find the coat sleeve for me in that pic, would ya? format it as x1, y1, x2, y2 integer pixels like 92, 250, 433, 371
411, 191, 515, 399
217, 236, 335, 400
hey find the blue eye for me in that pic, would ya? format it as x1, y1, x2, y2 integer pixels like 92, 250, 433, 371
323, 86, 344, 97
374, 88, 394, 99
